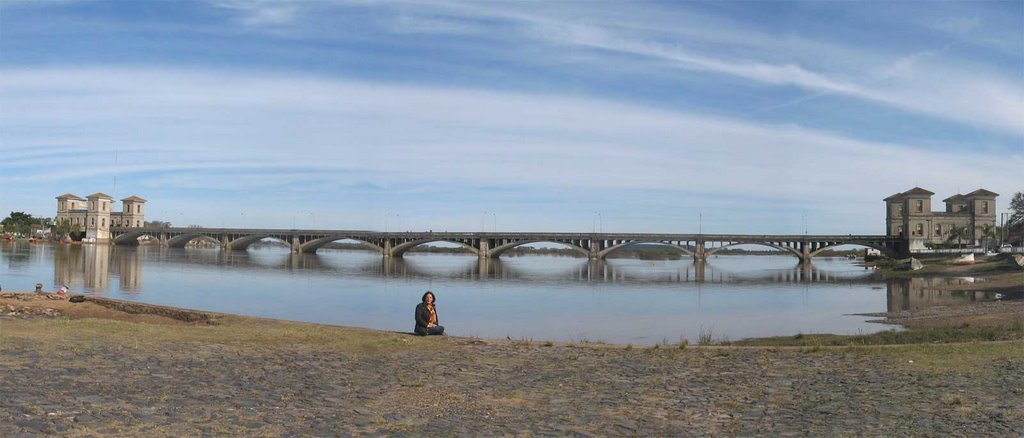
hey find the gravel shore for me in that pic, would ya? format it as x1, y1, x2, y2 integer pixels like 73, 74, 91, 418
1, 293, 1022, 436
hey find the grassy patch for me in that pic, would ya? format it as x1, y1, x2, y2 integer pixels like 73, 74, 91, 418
849, 341, 1024, 374
730, 320, 1024, 347
0, 316, 444, 355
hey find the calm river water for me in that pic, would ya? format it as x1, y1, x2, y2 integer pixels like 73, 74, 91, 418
0, 242, 999, 344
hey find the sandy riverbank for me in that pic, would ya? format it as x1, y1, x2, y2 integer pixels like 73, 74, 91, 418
1, 287, 1022, 436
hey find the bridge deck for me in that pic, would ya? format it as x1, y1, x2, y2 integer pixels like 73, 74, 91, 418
111, 227, 894, 241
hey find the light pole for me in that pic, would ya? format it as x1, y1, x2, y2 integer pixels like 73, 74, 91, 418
1001, 212, 1009, 247
596, 212, 603, 233
491, 212, 497, 232
384, 212, 395, 233
698, 211, 702, 235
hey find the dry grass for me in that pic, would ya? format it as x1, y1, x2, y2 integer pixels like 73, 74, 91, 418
846, 340, 1024, 374
0, 316, 448, 355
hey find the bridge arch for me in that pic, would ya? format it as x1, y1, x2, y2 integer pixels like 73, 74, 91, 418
596, 241, 696, 259
166, 233, 221, 249
299, 236, 385, 254
391, 239, 479, 257
113, 230, 152, 246
808, 242, 899, 259
226, 235, 297, 250
488, 240, 588, 258
704, 242, 801, 258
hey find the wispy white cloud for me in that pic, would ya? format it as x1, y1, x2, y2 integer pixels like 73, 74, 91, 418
1, 67, 1019, 232
210, 0, 302, 26
338, 1, 1022, 135
388, 14, 485, 35
529, 16, 1020, 134
928, 16, 982, 35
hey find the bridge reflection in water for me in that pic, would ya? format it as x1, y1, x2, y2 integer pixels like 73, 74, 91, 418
45, 245, 1007, 312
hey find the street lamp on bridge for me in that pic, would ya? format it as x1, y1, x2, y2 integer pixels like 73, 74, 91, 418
384, 212, 399, 233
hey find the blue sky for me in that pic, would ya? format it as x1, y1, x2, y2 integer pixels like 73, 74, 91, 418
1, 0, 1021, 234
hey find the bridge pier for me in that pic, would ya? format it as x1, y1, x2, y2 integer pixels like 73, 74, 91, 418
693, 240, 706, 262
588, 238, 603, 259
799, 242, 812, 265
478, 239, 489, 259
383, 239, 394, 258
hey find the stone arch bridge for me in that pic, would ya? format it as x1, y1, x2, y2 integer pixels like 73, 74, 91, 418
110, 227, 906, 263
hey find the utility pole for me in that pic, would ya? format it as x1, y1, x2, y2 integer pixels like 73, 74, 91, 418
1000, 212, 1008, 248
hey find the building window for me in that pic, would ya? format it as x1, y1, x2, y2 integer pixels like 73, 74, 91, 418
136, 205, 140, 214
91, 217, 95, 225
101, 218, 105, 227
915, 223, 923, 236
897, 226, 903, 236
916, 200, 923, 213
983, 201, 988, 214
935, 224, 942, 236
136, 220, 140, 227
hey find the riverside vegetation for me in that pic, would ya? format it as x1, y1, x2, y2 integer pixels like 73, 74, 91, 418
0, 255, 1021, 435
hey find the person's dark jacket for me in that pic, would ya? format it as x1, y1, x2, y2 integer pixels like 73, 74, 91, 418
414, 302, 438, 334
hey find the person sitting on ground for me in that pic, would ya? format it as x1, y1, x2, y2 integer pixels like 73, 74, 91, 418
414, 291, 445, 336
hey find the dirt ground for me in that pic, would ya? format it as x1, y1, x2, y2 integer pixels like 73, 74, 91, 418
1, 290, 1022, 436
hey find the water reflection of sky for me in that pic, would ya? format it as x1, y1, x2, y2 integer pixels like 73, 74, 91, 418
0, 242, 1005, 344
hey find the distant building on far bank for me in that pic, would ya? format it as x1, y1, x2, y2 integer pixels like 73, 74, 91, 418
884, 187, 997, 250
55, 193, 147, 242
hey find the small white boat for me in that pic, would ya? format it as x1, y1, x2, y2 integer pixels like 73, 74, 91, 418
952, 253, 975, 265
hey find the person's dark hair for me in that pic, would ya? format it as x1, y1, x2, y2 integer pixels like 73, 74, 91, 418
421, 291, 435, 303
